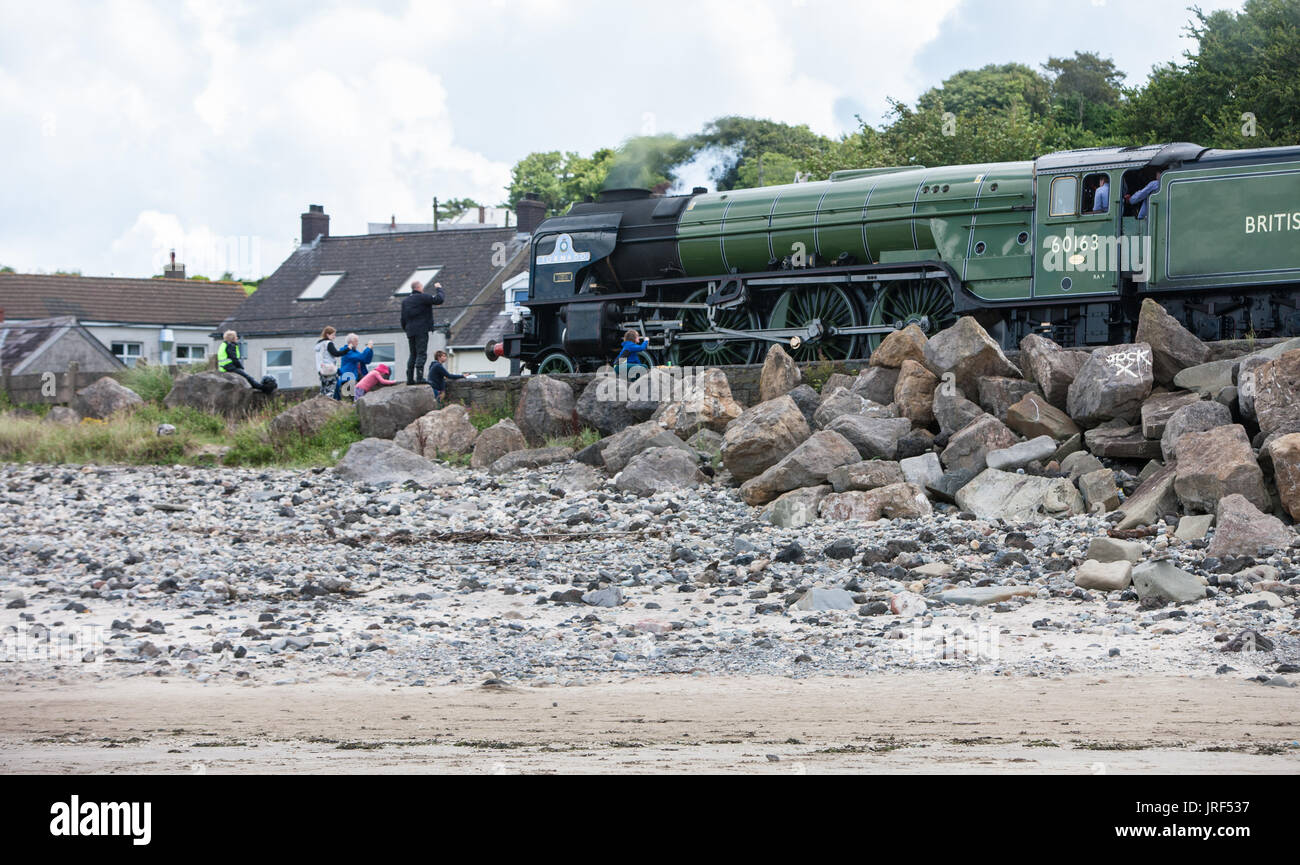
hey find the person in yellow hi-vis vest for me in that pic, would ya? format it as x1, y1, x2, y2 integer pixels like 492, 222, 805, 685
218, 331, 275, 393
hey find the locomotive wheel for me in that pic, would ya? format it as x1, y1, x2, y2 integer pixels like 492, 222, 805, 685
867, 279, 956, 352
767, 283, 861, 361
535, 350, 576, 375
661, 288, 761, 367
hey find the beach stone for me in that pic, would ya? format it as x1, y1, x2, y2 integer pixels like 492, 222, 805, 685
828, 415, 913, 461
762, 485, 831, 528
1066, 343, 1154, 426
869, 323, 927, 368
269, 395, 347, 442
1174, 425, 1269, 513
939, 586, 1036, 606
1084, 424, 1162, 460
819, 373, 856, 397
895, 427, 935, 459
470, 419, 527, 469
575, 370, 639, 436
1087, 537, 1143, 564
978, 377, 1038, 422
1266, 433, 1300, 520
1253, 349, 1300, 436
1173, 358, 1236, 397
986, 435, 1057, 471
759, 343, 801, 401
1131, 560, 1206, 604
932, 373, 984, 436
1207, 494, 1292, 558
893, 359, 938, 426
603, 421, 693, 474
1114, 463, 1178, 530
785, 384, 821, 428
1060, 450, 1105, 480
1078, 468, 1121, 512
818, 482, 932, 521
394, 404, 479, 458
163, 371, 266, 417
900, 452, 943, 490
827, 460, 906, 493
552, 462, 603, 493
686, 428, 723, 460
616, 447, 706, 496
1020, 334, 1088, 409
813, 388, 871, 430
926, 468, 980, 503
1140, 390, 1203, 440
354, 384, 438, 440
1074, 560, 1133, 592
1135, 298, 1210, 385
790, 588, 856, 612
335, 437, 459, 486
740, 430, 860, 506
1174, 514, 1214, 541
954, 469, 1084, 521
850, 366, 900, 406
582, 587, 624, 608
1006, 392, 1079, 441
1160, 400, 1232, 462
940, 414, 1019, 473
515, 374, 577, 445
923, 316, 1020, 400
720, 396, 810, 481
489, 445, 574, 476
657, 368, 742, 436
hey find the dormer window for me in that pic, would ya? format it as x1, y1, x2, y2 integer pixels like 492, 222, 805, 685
394, 266, 442, 295
298, 271, 344, 300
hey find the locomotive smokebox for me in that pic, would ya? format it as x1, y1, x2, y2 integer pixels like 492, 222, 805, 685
562, 301, 623, 359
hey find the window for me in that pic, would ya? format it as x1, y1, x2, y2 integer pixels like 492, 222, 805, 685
298, 271, 345, 301
372, 343, 396, 364
1082, 173, 1110, 214
502, 272, 530, 315
176, 344, 206, 362
1049, 175, 1078, 217
393, 266, 442, 295
264, 349, 293, 388
112, 342, 143, 367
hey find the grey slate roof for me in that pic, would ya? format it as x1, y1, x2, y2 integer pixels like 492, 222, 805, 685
0, 316, 123, 374
0, 273, 248, 326
220, 227, 522, 338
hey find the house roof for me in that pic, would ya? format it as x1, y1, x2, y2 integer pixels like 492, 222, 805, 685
220, 227, 525, 338
0, 315, 123, 374
0, 273, 248, 327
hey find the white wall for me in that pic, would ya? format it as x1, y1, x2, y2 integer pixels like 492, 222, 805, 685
82, 324, 218, 367
447, 348, 511, 378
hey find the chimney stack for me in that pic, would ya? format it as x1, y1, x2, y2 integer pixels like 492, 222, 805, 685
163, 248, 186, 279
301, 204, 330, 245
515, 193, 546, 235
478, 205, 485, 224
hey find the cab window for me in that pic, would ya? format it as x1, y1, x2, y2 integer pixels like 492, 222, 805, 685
1082, 173, 1110, 214
1049, 175, 1078, 217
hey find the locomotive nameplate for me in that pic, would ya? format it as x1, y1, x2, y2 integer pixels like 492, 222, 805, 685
536, 233, 591, 265
553, 271, 573, 283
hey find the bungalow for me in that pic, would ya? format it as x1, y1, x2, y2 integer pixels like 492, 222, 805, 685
0, 316, 123, 376
218, 201, 543, 388
0, 272, 248, 368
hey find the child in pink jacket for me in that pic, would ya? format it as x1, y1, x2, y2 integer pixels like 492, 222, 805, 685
353, 363, 398, 400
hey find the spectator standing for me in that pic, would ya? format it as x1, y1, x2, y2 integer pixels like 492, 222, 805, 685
315, 326, 346, 398
400, 280, 444, 386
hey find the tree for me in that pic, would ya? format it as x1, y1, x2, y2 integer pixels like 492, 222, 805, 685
692, 116, 832, 189
602, 134, 696, 190
1043, 51, 1125, 133
734, 151, 802, 187
436, 197, 481, 222
917, 63, 1052, 118
0, 265, 14, 273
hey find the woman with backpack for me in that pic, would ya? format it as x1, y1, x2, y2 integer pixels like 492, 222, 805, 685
315, 326, 346, 399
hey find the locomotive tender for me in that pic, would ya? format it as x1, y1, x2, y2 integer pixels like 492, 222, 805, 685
499, 142, 1300, 373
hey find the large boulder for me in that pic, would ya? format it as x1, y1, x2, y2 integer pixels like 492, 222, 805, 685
986, 435, 1057, 471
576, 369, 640, 436
932, 373, 984, 436
1134, 298, 1210, 385
819, 482, 932, 521
73, 376, 143, 419
1078, 468, 1121, 513
616, 447, 706, 496
977, 377, 1037, 422
1139, 390, 1203, 440
488, 445, 574, 476
819, 373, 857, 397
1238, 338, 1300, 420
762, 485, 831, 528
515, 374, 577, 445
394, 403, 479, 458
1253, 348, 1300, 436
954, 469, 1084, 521
268, 395, 348, 441
1006, 392, 1079, 441
1173, 424, 1269, 513
739, 430, 860, 506
603, 420, 693, 474
1172, 357, 1237, 397
356, 385, 438, 439
1114, 463, 1178, 530
1019, 334, 1088, 410
656, 368, 743, 437
1131, 560, 1206, 604
1160, 400, 1232, 462
922, 316, 1020, 400
850, 366, 900, 406
869, 323, 927, 368
827, 460, 906, 493
720, 396, 811, 481
1084, 424, 1161, 460
759, 343, 802, 402
786, 384, 821, 428
163, 372, 264, 417
470, 418, 527, 469
893, 359, 938, 426
828, 415, 913, 461
939, 414, 1019, 473
813, 388, 871, 430
334, 437, 459, 486
1266, 433, 1300, 520
1066, 343, 1154, 425
1207, 493, 1293, 558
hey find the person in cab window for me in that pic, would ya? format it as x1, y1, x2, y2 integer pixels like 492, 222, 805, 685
1091, 175, 1110, 213
1124, 170, 1163, 219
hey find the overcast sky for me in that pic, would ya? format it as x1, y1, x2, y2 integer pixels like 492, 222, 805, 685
0, 0, 1245, 280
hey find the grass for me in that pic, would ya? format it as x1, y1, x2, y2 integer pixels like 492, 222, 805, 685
545, 427, 601, 451
467, 401, 515, 431
115, 364, 176, 404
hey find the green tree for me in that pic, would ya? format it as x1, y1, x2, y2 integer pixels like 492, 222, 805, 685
917, 63, 1052, 118
0, 265, 14, 273
692, 116, 832, 189
734, 151, 801, 187
436, 197, 481, 222
1043, 51, 1126, 133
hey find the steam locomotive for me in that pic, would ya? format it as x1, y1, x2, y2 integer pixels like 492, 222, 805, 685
493, 142, 1300, 373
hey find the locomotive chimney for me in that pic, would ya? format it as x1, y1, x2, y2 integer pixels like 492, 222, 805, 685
515, 193, 546, 235
301, 204, 330, 244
